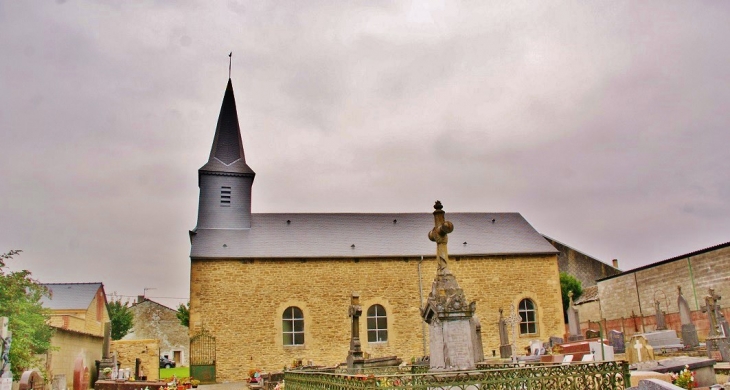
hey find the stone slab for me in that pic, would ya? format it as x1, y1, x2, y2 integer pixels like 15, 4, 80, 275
629, 371, 673, 387
631, 356, 717, 387
636, 378, 685, 390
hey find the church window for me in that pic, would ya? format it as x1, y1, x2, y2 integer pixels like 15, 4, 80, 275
220, 186, 231, 207
367, 304, 388, 342
518, 299, 537, 335
282, 306, 304, 346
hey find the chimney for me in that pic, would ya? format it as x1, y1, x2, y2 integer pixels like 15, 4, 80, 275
612, 259, 619, 269
137, 295, 146, 304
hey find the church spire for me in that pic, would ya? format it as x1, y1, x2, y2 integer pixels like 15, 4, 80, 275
199, 79, 255, 175
195, 78, 255, 230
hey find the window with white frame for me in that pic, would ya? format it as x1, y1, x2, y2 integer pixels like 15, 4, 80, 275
367, 304, 388, 342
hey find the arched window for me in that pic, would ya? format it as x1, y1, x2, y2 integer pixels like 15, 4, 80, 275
518, 299, 537, 335
282, 306, 304, 345
367, 304, 388, 343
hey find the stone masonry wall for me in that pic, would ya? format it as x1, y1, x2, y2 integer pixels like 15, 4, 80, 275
126, 300, 189, 366
544, 237, 620, 287
190, 254, 563, 382
47, 327, 102, 389
593, 244, 730, 340
110, 339, 160, 381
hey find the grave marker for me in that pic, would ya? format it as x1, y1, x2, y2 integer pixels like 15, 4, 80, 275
677, 286, 699, 348
626, 335, 654, 365
497, 308, 511, 358
566, 292, 584, 341
346, 292, 365, 372
702, 288, 730, 361
609, 330, 625, 353
654, 300, 667, 331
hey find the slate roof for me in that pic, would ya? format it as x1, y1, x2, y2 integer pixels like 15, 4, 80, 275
199, 79, 255, 176
190, 212, 558, 259
40, 282, 104, 310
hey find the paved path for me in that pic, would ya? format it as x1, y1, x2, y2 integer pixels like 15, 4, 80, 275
197, 382, 250, 390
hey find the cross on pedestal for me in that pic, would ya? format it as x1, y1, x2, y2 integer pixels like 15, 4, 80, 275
504, 305, 522, 361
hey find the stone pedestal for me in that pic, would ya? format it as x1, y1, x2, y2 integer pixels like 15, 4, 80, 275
499, 345, 512, 359
422, 272, 478, 370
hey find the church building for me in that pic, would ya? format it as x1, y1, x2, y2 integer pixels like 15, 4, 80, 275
189, 79, 565, 382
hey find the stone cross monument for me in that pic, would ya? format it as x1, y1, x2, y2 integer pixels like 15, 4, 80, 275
346, 293, 365, 373
702, 288, 730, 361
677, 286, 699, 347
498, 308, 512, 358
504, 305, 522, 362
0, 317, 13, 390
98, 322, 115, 379
654, 300, 667, 330
566, 291, 584, 341
421, 201, 479, 370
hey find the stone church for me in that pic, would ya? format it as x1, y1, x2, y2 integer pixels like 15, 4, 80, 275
189, 79, 564, 381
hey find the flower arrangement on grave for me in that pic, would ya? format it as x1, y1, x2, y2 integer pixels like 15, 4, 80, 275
670, 365, 697, 390
248, 368, 262, 383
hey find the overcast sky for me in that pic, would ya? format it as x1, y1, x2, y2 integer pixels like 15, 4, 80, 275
2, 1, 729, 309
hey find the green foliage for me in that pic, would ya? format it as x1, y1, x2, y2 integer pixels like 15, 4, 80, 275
177, 302, 189, 327
108, 299, 134, 340
559, 272, 583, 322
0, 250, 54, 380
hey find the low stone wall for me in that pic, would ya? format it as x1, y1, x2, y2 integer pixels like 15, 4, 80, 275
110, 339, 160, 381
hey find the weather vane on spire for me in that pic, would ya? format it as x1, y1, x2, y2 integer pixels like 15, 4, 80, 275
228, 52, 232, 79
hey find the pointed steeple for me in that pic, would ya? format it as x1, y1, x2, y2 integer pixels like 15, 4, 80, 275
195, 78, 255, 230
199, 79, 255, 176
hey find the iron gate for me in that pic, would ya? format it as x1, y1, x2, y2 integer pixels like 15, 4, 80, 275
190, 330, 216, 384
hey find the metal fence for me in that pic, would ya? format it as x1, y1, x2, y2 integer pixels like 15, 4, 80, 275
284, 361, 630, 390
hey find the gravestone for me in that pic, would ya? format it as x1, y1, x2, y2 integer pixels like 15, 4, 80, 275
627, 335, 655, 364
346, 293, 365, 373
588, 341, 614, 361
609, 330, 625, 353
0, 317, 12, 390
72, 355, 89, 390
18, 370, 44, 390
549, 336, 564, 349
98, 322, 114, 380
51, 375, 66, 390
636, 330, 683, 351
702, 288, 730, 361
470, 315, 484, 363
566, 291, 584, 341
677, 286, 699, 348
497, 309, 512, 358
421, 201, 479, 370
585, 329, 600, 339
654, 300, 667, 331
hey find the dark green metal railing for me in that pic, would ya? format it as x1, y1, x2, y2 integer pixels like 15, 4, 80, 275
285, 361, 631, 390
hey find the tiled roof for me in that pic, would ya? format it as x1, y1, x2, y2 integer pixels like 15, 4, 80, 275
574, 285, 599, 304
40, 283, 103, 310
190, 212, 558, 259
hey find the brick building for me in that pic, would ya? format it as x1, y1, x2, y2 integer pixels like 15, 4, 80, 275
188, 79, 565, 381
40, 283, 110, 389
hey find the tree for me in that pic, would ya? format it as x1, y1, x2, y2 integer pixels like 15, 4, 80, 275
0, 250, 54, 380
177, 302, 189, 327
559, 272, 583, 323
108, 299, 134, 340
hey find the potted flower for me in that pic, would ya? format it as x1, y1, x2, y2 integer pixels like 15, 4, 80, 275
101, 367, 113, 380
190, 379, 200, 388
671, 365, 697, 390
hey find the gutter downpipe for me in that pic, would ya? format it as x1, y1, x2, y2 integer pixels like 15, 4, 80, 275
418, 255, 427, 356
